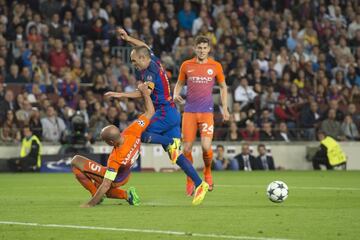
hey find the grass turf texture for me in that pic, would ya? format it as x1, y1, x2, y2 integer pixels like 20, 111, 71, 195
0, 171, 359, 240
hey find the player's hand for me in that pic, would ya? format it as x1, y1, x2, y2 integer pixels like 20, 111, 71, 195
138, 83, 152, 96
173, 94, 185, 104
80, 203, 93, 208
116, 28, 129, 41
104, 91, 123, 99
222, 109, 230, 121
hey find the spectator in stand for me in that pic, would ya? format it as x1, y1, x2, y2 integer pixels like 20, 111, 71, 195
321, 109, 345, 141
341, 114, 359, 141
49, 39, 69, 75
256, 144, 275, 170
177, 1, 196, 32
233, 143, 258, 171
260, 122, 276, 141
274, 94, 298, 129
0, 89, 16, 122
225, 121, 241, 142
41, 105, 66, 143
234, 77, 257, 110
0, 110, 21, 144
29, 107, 42, 140
300, 101, 321, 140
240, 120, 259, 141
213, 145, 229, 170
275, 122, 296, 142
5, 64, 20, 83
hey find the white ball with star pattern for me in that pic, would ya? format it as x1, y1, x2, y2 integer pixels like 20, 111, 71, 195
266, 181, 289, 203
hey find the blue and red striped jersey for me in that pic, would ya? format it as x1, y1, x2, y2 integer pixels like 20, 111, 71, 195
138, 51, 174, 110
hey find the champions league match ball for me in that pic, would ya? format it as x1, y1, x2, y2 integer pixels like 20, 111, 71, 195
266, 181, 289, 203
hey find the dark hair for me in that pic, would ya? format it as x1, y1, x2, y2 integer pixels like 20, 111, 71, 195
216, 144, 224, 150
258, 144, 266, 149
194, 35, 210, 46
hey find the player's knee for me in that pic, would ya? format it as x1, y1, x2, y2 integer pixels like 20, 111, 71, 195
183, 144, 193, 154
71, 155, 82, 167
202, 146, 212, 152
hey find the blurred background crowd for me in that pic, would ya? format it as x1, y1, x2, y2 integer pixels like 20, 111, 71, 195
0, 0, 360, 145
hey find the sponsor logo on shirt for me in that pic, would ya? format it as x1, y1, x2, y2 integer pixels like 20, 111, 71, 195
188, 76, 213, 84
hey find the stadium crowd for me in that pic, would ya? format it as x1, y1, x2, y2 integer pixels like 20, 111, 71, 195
0, 0, 360, 145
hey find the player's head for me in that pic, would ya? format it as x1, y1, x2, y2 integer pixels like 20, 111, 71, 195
130, 46, 151, 70
101, 125, 122, 146
194, 35, 211, 61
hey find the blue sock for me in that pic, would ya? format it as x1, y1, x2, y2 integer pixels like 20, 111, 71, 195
176, 154, 202, 187
141, 132, 173, 146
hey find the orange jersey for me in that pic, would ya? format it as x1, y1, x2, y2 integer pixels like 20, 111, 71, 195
178, 57, 225, 113
105, 115, 149, 182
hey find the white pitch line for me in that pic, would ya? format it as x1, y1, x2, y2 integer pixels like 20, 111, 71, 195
0, 221, 293, 240
217, 185, 360, 191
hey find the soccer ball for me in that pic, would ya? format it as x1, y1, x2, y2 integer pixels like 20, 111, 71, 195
266, 181, 289, 203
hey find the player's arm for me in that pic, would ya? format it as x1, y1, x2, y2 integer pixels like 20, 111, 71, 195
138, 83, 155, 119
81, 178, 112, 208
173, 63, 186, 104
219, 80, 230, 121
104, 90, 142, 99
116, 28, 150, 49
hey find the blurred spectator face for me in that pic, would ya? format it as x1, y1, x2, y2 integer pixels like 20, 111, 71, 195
230, 122, 237, 132
127, 101, 136, 112
10, 64, 19, 76
240, 78, 248, 87
184, 1, 192, 12
348, 104, 356, 114
5, 90, 14, 102
79, 99, 87, 110
107, 107, 118, 119
257, 145, 266, 156
241, 144, 250, 155
310, 102, 318, 112
124, 17, 132, 29
216, 145, 225, 158
246, 121, 256, 133
6, 110, 14, 121
55, 39, 63, 51
46, 106, 56, 118
23, 127, 32, 138
263, 122, 272, 133
329, 100, 338, 110
22, 67, 31, 79
328, 109, 336, 120
279, 122, 287, 133
233, 103, 241, 112
119, 112, 128, 122
52, 14, 59, 23
344, 115, 353, 124
194, 42, 210, 61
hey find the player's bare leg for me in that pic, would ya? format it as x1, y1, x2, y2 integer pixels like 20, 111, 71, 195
201, 137, 214, 191
183, 141, 195, 196
71, 155, 102, 196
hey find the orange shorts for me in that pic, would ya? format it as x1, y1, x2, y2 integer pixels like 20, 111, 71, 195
84, 160, 130, 188
182, 112, 214, 142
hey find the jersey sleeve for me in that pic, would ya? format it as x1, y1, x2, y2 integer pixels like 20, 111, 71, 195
122, 114, 150, 138
215, 62, 225, 84
104, 148, 122, 181
178, 62, 187, 82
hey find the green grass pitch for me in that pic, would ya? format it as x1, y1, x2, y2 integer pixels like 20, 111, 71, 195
1, 171, 360, 240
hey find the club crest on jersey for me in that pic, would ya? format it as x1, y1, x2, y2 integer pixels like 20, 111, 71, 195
146, 75, 153, 81
137, 120, 145, 127
207, 69, 214, 75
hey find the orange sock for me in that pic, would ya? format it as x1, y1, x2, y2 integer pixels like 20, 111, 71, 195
184, 151, 194, 186
106, 188, 128, 200
72, 167, 97, 196
203, 149, 213, 177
